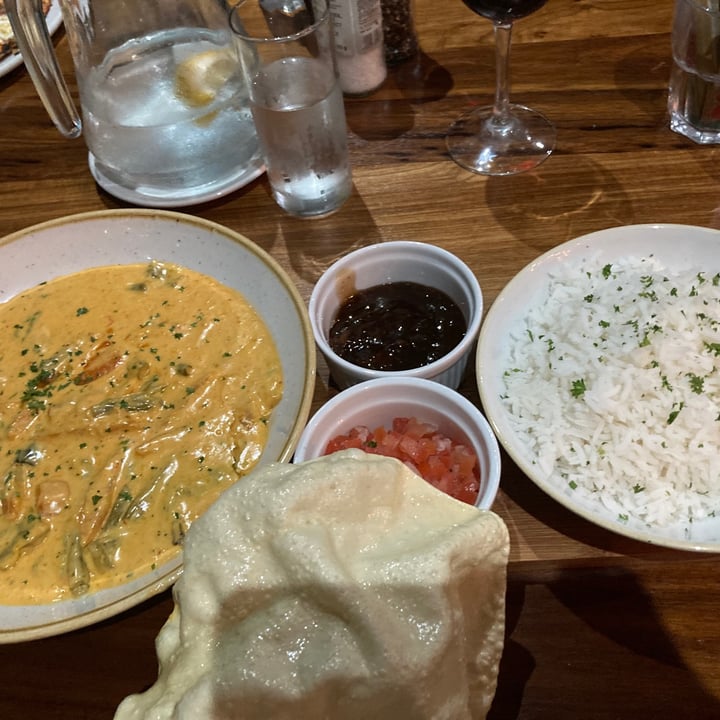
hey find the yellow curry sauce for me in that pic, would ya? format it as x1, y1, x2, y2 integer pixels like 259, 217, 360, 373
0, 261, 282, 604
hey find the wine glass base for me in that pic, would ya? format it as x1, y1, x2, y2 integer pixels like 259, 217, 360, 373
446, 104, 556, 176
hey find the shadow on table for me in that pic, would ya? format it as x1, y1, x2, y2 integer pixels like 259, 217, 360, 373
388, 50, 455, 105
491, 451, 720, 717
344, 51, 454, 142
490, 453, 720, 717
484, 156, 635, 254
613, 38, 672, 123
279, 190, 383, 288
490, 567, 720, 720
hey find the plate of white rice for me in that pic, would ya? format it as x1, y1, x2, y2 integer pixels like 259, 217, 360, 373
477, 224, 720, 551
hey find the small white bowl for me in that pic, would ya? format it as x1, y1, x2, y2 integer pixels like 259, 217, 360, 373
309, 241, 483, 390
293, 377, 501, 509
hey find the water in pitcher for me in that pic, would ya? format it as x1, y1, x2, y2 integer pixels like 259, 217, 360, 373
81, 28, 261, 199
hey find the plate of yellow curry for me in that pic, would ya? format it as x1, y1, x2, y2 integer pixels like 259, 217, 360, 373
0, 209, 316, 642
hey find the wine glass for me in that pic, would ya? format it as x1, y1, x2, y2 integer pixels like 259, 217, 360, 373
446, 0, 556, 176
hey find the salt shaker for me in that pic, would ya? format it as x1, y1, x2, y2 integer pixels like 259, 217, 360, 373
380, 0, 419, 65
328, 0, 387, 96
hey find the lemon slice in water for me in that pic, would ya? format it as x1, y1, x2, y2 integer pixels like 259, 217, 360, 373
175, 49, 236, 108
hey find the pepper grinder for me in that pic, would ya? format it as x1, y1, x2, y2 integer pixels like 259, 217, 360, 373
380, 0, 419, 65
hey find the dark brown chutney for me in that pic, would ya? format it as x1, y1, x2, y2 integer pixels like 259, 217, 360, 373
328, 281, 467, 371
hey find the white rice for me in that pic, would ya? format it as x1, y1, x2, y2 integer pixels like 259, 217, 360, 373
503, 255, 720, 531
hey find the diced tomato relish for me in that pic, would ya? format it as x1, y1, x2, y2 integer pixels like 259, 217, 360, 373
324, 417, 480, 505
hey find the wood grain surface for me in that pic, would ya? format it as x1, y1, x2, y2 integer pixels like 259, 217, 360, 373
1, 0, 719, 717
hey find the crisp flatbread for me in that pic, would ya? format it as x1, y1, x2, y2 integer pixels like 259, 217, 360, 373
0, 0, 53, 64
115, 449, 510, 720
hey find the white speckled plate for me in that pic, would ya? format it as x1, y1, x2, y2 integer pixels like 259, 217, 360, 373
477, 223, 720, 553
0, 0, 62, 80
0, 209, 316, 642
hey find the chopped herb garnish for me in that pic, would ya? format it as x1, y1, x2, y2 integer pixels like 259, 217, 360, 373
687, 373, 705, 394
571, 379, 586, 398
667, 401, 685, 425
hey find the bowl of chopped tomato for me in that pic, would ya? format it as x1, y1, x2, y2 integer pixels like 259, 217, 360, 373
293, 377, 501, 508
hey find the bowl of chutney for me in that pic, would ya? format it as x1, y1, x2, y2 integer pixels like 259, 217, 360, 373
309, 241, 483, 389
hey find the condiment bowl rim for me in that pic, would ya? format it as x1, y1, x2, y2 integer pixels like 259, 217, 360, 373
293, 375, 502, 509
309, 240, 483, 380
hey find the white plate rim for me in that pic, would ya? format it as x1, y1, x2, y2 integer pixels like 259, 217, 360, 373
0, 0, 62, 80
477, 223, 720, 553
88, 155, 266, 209
0, 208, 316, 642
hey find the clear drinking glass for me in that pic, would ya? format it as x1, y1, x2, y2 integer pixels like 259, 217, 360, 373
230, 0, 353, 218
445, 0, 556, 176
668, 0, 720, 144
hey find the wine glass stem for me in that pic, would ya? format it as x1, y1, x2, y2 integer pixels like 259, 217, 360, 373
492, 21, 513, 125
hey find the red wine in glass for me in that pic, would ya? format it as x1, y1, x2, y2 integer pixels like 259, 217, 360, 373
462, 0, 548, 22
446, 0, 555, 175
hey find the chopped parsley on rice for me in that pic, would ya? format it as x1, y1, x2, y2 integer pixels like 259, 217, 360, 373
502, 256, 720, 530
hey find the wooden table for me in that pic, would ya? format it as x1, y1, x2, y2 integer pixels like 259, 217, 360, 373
1, 0, 719, 717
